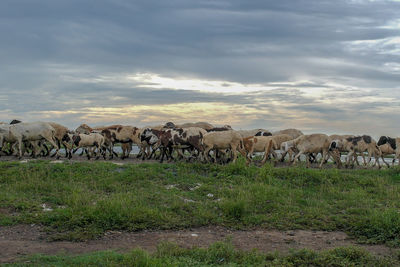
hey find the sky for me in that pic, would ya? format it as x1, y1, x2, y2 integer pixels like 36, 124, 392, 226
0, 0, 399, 136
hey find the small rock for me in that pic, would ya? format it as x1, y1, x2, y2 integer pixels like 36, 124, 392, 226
189, 183, 202, 191
19, 160, 28, 163
287, 231, 295, 236
50, 160, 64, 164
191, 233, 198, 237
113, 167, 125, 173
207, 193, 214, 198
112, 162, 124, 166
41, 204, 53, 212
165, 184, 177, 190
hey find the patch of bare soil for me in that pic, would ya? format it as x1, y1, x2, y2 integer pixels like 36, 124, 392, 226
0, 225, 397, 263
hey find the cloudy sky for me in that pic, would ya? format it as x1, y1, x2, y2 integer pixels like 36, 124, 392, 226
0, 0, 399, 136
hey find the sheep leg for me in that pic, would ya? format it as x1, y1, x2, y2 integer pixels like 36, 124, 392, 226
17, 138, 23, 159
292, 150, 304, 166
62, 142, 72, 159
305, 153, 311, 168
380, 156, 389, 167
230, 145, 238, 163
159, 147, 167, 163
366, 149, 373, 166
86, 148, 91, 160
42, 143, 50, 157
213, 149, 219, 164
319, 150, 328, 168
167, 146, 174, 161
50, 139, 61, 157
271, 150, 278, 160
148, 142, 160, 160
202, 147, 211, 163
94, 144, 100, 160
31, 142, 41, 158
361, 152, 367, 166
346, 151, 354, 167
136, 143, 146, 158
331, 151, 342, 168
45, 136, 60, 159
10, 143, 18, 157
261, 140, 273, 165
280, 150, 287, 162
375, 153, 381, 169
320, 151, 330, 166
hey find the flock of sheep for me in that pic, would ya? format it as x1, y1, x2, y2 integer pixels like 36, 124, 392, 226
0, 120, 398, 168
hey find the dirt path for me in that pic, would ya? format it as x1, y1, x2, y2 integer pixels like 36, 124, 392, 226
0, 225, 397, 263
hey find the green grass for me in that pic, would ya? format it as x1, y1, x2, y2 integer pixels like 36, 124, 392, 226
1, 159, 400, 246
7, 241, 400, 266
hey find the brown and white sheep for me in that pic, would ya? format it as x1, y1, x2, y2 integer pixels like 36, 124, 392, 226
72, 133, 106, 160
330, 135, 381, 168
243, 134, 293, 165
284, 134, 332, 168
377, 136, 400, 167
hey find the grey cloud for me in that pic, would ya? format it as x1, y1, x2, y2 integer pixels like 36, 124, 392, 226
1, 0, 400, 134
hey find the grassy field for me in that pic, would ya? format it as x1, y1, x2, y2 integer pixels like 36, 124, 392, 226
7, 241, 400, 266
1, 159, 400, 244
1, 159, 400, 265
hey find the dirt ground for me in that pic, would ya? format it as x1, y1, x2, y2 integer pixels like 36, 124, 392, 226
0, 224, 397, 263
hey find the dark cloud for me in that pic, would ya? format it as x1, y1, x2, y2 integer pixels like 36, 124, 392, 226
0, 0, 400, 134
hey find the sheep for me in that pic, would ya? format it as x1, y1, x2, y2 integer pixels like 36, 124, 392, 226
72, 133, 106, 160
272, 129, 303, 139
206, 126, 232, 132
141, 127, 206, 163
8, 122, 59, 159
0, 124, 15, 155
243, 134, 293, 165
330, 135, 381, 168
76, 124, 139, 159
140, 128, 182, 162
377, 136, 400, 167
378, 143, 396, 167
176, 122, 214, 130
201, 130, 246, 163
283, 134, 332, 168
101, 125, 140, 159
255, 131, 272, 136
242, 136, 273, 166
236, 129, 271, 138
327, 135, 354, 167
177, 127, 207, 161
0, 122, 40, 157
48, 122, 71, 158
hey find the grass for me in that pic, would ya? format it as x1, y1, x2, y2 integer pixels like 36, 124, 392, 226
1, 159, 400, 246
7, 241, 400, 266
